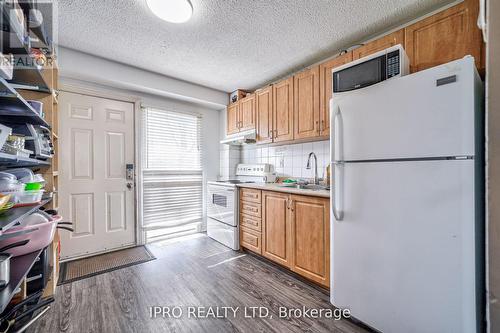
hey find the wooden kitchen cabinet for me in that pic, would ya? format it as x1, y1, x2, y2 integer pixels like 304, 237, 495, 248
240, 187, 261, 203
256, 86, 273, 144
227, 102, 240, 135
228, 0, 483, 141
404, 0, 483, 73
239, 93, 256, 131
240, 188, 330, 288
240, 226, 262, 254
319, 51, 353, 137
294, 66, 320, 140
239, 188, 263, 254
240, 200, 261, 218
290, 195, 330, 287
226, 94, 256, 136
262, 191, 292, 267
353, 29, 405, 60
240, 214, 262, 232
272, 77, 294, 143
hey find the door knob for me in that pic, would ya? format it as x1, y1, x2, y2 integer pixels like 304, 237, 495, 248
126, 183, 133, 190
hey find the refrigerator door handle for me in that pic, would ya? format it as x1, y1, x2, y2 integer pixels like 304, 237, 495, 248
333, 161, 344, 221
330, 99, 344, 221
330, 99, 343, 161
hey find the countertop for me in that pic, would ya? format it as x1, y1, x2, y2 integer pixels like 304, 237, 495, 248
236, 183, 330, 198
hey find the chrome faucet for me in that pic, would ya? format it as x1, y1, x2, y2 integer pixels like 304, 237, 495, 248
306, 152, 319, 185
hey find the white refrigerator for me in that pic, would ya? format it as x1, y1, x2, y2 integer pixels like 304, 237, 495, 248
329, 57, 484, 333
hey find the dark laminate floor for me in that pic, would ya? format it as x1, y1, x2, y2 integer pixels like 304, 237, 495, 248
30, 235, 370, 333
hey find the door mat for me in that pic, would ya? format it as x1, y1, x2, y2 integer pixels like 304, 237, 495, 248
58, 246, 156, 285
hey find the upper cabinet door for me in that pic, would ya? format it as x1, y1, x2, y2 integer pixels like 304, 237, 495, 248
239, 94, 256, 131
256, 86, 273, 144
319, 52, 353, 137
273, 77, 294, 142
404, 0, 483, 73
294, 66, 320, 140
353, 29, 405, 60
226, 102, 240, 135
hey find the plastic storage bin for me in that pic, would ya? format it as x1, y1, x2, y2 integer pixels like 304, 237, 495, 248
4, 168, 33, 182
8, 190, 44, 204
0, 172, 24, 193
0, 216, 61, 257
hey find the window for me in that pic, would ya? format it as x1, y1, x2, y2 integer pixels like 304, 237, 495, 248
142, 107, 203, 243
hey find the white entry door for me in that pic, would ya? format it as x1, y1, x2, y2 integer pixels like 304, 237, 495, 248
59, 91, 136, 259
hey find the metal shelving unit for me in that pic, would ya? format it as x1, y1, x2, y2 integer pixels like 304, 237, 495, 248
1, 2, 52, 93
0, 152, 50, 169
17, 0, 52, 50
0, 77, 50, 127
0, 198, 52, 234
0, 249, 43, 314
0, 1, 59, 329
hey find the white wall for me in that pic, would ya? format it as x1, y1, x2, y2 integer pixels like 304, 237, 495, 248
487, 0, 500, 330
58, 47, 224, 233
58, 47, 228, 109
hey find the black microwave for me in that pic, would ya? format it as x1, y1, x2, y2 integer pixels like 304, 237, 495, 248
333, 45, 408, 93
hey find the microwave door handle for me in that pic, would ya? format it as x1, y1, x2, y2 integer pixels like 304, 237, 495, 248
330, 99, 344, 221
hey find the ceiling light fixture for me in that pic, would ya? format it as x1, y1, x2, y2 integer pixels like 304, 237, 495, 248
146, 0, 193, 23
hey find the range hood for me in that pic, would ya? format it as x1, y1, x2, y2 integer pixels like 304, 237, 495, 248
220, 129, 256, 145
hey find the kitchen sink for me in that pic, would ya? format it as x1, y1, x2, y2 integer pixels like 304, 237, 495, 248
293, 184, 329, 191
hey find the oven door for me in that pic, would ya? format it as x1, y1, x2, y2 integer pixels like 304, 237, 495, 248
333, 54, 387, 93
207, 184, 236, 226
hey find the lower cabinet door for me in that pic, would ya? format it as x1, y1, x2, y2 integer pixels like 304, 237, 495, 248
262, 191, 292, 267
240, 226, 262, 254
290, 195, 330, 287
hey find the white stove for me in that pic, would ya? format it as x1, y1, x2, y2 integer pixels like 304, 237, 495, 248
207, 164, 276, 250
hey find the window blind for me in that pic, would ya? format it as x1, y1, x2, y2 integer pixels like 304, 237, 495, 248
142, 107, 203, 243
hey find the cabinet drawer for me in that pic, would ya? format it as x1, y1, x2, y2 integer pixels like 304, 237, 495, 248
240, 201, 261, 218
240, 214, 261, 232
240, 227, 261, 254
240, 188, 261, 203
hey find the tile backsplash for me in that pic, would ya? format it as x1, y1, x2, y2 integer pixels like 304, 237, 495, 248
219, 140, 330, 180
219, 145, 241, 179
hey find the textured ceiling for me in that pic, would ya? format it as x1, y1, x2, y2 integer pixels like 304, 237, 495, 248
56, 0, 453, 93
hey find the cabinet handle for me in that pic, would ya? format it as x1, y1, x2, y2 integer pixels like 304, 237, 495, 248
269, 129, 273, 138
321, 120, 325, 132
316, 120, 319, 133
290, 199, 294, 212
